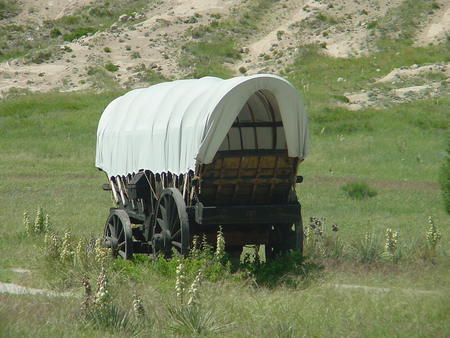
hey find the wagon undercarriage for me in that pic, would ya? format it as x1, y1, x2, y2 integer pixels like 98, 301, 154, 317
103, 150, 304, 260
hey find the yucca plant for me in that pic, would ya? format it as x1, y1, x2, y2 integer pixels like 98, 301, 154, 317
352, 232, 382, 264
168, 261, 231, 335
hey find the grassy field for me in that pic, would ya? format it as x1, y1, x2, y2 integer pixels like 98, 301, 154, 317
0, 30, 449, 338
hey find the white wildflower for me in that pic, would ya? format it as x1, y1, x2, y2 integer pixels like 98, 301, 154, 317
34, 206, 44, 233
175, 261, 187, 304
60, 231, 74, 262
94, 267, 110, 308
215, 226, 225, 262
187, 268, 203, 306
384, 228, 398, 256
132, 293, 145, 318
426, 216, 441, 252
94, 238, 109, 264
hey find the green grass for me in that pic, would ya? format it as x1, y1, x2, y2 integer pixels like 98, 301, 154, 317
0, 78, 449, 336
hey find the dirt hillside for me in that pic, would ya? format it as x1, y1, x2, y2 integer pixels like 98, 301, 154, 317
0, 0, 448, 104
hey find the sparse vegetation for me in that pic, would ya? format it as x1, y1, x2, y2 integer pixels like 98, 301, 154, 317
0, 0, 19, 19
0, 0, 156, 62
180, 0, 283, 77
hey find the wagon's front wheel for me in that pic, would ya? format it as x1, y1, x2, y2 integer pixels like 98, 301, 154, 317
104, 209, 133, 260
152, 188, 190, 258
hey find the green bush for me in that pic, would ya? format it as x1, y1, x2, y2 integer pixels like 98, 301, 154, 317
238, 66, 247, 74
342, 181, 377, 200
63, 27, 96, 41
104, 62, 119, 72
50, 28, 62, 38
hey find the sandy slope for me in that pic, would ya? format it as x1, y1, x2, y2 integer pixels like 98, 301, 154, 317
10, 0, 93, 24
0, 0, 448, 99
0, 0, 239, 97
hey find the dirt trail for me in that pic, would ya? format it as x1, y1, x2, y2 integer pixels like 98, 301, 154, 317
0, 281, 77, 297
331, 283, 442, 295
0, 280, 441, 298
416, 2, 450, 46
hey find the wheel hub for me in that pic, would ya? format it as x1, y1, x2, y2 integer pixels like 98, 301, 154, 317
153, 230, 172, 254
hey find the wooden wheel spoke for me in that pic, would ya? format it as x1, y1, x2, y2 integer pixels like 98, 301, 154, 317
118, 250, 126, 259
169, 208, 178, 231
160, 205, 167, 224
171, 241, 182, 249
157, 217, 167, 230
118, 241, 125, 248
108, 223, 115, 237
171, 229, 181, 240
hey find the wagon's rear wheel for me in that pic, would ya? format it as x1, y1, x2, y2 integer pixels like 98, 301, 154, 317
152, 188, 190, 258
104, 209, 134, 260
265, 219, 303, 260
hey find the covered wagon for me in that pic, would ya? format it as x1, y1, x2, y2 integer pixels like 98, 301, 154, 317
95, 74, 308, 260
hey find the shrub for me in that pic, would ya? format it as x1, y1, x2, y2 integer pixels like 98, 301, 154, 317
367, 21, 378, 29
239, 66, 247, 74
104, 62, 119, 72
50, 28, 62, 38
332, 94, 350, 103
62, 27, 96, 41
342, 181, 377, 200
103, 46, 111, 53
131, 51, 141, 59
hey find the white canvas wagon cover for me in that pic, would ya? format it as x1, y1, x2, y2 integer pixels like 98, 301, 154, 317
95, 74, 308, 177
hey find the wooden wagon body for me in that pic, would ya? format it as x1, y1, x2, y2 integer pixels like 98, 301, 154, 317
96, 75, 308, 259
